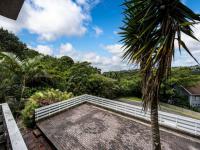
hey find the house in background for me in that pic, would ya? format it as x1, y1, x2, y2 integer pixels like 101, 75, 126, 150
181, 83, 200, 107
191, 65, 200, 74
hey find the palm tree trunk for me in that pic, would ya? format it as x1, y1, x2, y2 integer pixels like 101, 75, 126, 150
151, 98, 161, 150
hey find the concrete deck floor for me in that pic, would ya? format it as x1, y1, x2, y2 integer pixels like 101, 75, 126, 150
37, 104, 200, 150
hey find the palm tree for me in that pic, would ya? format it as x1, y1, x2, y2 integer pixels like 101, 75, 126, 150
0, 52, 49, 99
120, 0, 200, 149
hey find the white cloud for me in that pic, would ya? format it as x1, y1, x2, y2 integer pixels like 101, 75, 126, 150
93, 26, 103, 37
173, 24, 200, 66
33, 45, 53, 55
28, 42, 133, 71
80, 52, 133, 72
56, 42, 132, 71
0, 0, 99, 41
29, 23, 200, 71
103, 44, 123, 56
76, 0, 100, 12
76, 0, 87, 5
60, 43, 74, 55
0, 17, 22, 33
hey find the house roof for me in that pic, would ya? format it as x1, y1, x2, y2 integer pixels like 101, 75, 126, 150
0, 0, 25, 20
182, 83, 200, 96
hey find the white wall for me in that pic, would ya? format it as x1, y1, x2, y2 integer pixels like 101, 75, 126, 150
189, 96, 200, 107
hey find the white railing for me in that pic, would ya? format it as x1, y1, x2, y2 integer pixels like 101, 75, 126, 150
1, 103, 27, 150
35, 94, 200, 136
35, 95, 85, 121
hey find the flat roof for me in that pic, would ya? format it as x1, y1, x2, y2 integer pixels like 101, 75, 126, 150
0, 0, 25, 20
37, 104, 200, 150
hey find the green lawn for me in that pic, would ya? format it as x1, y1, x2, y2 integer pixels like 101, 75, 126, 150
121, 96, 142, 102
119, 96, 200, 120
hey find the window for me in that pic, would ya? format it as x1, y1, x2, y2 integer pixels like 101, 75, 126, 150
192, 96, 200, 101
192, 96, 196, 101
196, 96, 200, 101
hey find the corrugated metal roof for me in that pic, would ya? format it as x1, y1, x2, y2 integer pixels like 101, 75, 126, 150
183, 83, 200, 96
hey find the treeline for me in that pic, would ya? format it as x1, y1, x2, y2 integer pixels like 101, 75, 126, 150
1, 28, 200, 114
104, 67, 200, 108
0, 28, 120, 104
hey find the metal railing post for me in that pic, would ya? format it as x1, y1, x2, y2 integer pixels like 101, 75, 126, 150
59, 102, 61, 112
48, 107, 50, 117
176, 117, 178, 128
159, 114, 162, 123
195, 122, 197, 135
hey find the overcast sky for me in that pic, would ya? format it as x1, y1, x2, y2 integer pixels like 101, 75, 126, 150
0, 0, 200, 71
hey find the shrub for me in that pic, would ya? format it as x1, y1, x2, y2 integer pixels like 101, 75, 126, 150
66, 62, 100, 96
88, 74, 120, 99
22, 89, 73, 127
119, 79, 141, 97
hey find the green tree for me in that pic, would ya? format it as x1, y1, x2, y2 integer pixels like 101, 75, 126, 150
0, 28, 40, 59
66, 62, 100, 95
160, 67, 200, 101
58, 56, 74, 71
121, 0, 200, 149
119, 78, 141, 97
0, 28, 25, 57
0, 52, 49, 99
0, 56, 15, 102
88, 74, 120, 99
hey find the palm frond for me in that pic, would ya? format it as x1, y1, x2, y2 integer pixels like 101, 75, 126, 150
121, 0, 200, 110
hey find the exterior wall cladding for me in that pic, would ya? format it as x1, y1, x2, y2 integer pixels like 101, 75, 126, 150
189, 96, 200, 107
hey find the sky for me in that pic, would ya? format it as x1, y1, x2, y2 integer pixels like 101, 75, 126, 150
0, 0, 200, 72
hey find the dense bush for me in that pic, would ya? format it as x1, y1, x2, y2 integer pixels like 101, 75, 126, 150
66, 62, 100, 95
22, 89, 73, 127
58, 56, 74, 71
192, 107, 200, 112
104, 70, 142, 98
88, 74, 120, 99
119, 79, 141, 97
